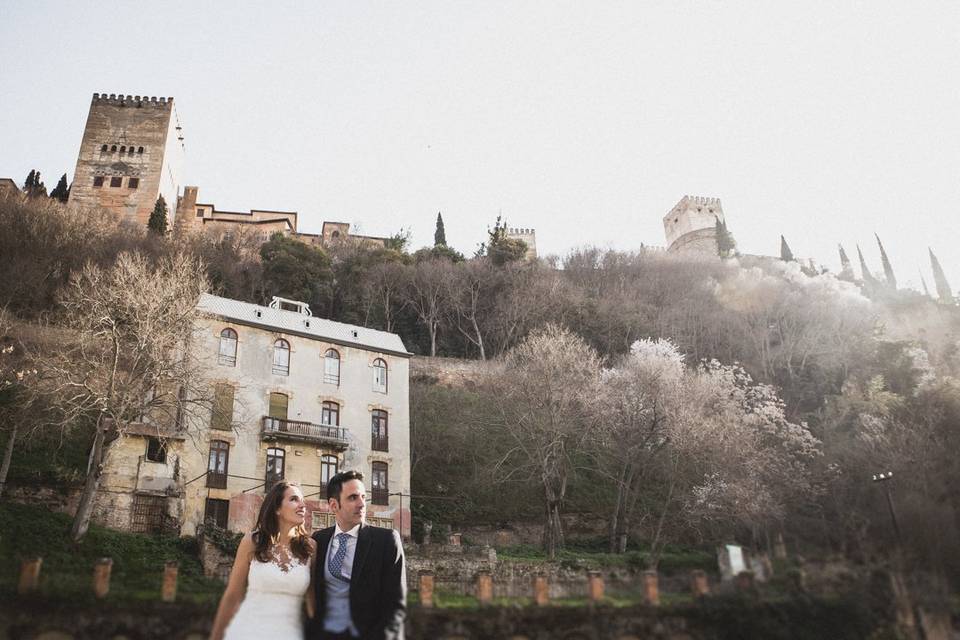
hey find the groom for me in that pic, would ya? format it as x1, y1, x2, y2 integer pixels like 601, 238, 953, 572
307, 470, 406, 640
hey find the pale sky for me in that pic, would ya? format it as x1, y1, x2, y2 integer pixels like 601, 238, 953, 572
2, 1, 958, 291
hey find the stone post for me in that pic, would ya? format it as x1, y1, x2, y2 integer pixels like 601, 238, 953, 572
418, 570, 435, 608
476, 570, 493, 605
690, 569, 710, 597
162, 561, 179, 602
93, 557, 113, 599
735, 570, 755, 594
448, 532, 461, 547
422, 521, 432, 546
643, 571, 660, 606
17, 557, 42, 594
534, 573, 549, 606
587, 571, 604, 602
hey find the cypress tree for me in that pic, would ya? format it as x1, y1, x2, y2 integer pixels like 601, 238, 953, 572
49, 174, 70, 202
147, 195, 169, 236
716, 217, 736, 258
838, 244, 855, 280
434, 212, 447, 246
875, 233, 897, 289
779, 235, 795, 262
23, 170, 36, 191
857, 245, 877, 284
929, 248, 954, 304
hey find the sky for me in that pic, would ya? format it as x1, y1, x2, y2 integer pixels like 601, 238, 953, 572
1, 1, 958, 292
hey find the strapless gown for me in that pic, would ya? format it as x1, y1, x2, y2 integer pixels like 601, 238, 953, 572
224, 552, 311, 639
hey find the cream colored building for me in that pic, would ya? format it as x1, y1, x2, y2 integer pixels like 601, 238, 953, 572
93, 293, 412, 538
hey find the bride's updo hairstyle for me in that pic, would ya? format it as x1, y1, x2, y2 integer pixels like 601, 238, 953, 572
251, 481, 311, 563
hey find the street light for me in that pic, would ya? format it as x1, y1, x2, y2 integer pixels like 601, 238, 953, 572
871, 470, 904, 549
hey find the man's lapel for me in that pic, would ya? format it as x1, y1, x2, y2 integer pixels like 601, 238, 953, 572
351, 523, 373, 584
315, 526, 334, 582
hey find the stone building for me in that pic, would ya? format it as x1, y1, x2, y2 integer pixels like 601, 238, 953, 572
505, 227, 538, 260
70, 93, 185, 228
0, 177, 20, 197
94, 293, 412, 538
663, 195, 725, 254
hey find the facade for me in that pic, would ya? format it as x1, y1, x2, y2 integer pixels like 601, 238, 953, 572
663, 195, 724, 254
93, 294, 413, 539
70, 93, 185, 228
505, 227, 538, 260
0, 178, 20, 197
174, 186, 298, 242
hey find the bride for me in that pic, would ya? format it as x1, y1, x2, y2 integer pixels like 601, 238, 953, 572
210, 481, 316, 640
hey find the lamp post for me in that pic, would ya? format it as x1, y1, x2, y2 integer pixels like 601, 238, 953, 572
871, 471, 903, 549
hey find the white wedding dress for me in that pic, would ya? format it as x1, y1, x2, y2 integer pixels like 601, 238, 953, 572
224, 547, 311, 640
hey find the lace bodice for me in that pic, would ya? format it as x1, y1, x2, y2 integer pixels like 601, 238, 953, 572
223, 546, 311, 639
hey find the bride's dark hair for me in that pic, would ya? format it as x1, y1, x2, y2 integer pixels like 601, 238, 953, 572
252, 481, 311, 563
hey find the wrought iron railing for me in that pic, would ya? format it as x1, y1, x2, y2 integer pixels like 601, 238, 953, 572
261, 416, 349, 448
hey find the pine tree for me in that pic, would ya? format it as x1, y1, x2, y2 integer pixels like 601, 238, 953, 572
779, 235, 795, 262
875, 233, 897, 289
838, 244, 855, 280
147, 195, 169, 236
434, 212, 447, 246
929, 248, 955, 304
49, 173, 70, 202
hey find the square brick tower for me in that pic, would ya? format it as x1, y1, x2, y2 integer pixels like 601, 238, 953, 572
70, 93, 184, 228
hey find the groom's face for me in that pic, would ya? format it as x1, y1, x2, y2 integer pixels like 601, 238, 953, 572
331, 479, 366, 530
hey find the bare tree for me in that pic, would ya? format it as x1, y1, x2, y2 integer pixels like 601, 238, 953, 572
486, 324, 601, 558
363, 260, 408, 333
28, 251, 211, 541
445, 258, 501, 360
403, 259, 453, 356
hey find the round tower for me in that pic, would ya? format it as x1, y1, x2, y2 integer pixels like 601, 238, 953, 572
662, 195, 724, 254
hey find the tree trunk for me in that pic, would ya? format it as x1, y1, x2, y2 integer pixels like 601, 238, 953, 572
471, 317, 486, 361
0, 425, 17, 497
429, 321, 437, 357
70, 416, 108, 542
647, 476, 676, 570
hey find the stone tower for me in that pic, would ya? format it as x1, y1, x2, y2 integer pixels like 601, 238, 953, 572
71, 93, 185, 228
505, 227, 537, 260
662, 195, 724, 254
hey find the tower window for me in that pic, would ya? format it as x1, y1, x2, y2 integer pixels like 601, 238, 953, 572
120, 146, 126, 153
128, 177, 139, 189
100, 144, 108, 152
111, 145, 117, 152
93, 176, 104, 188
196, 207, 204, 218
110, 176, 122, 188
138, 146, 144, 153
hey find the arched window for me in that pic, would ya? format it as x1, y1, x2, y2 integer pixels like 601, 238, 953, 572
100, 144, 108, 152
265, 447, 285, 491
372, 358, 387, 393
320, 455, 338, 489
207, 440, 229, 489
371, 461, 389, 505
331, 230, 340, 239
321, 401, 340, 427
272, 338, 290, 375
120, 146, 126, 153
218, 328, 238, 366
111, 145, 117, 152
323, 349, 340, 385
371, 409, 388, 452
138, 146, 144, 154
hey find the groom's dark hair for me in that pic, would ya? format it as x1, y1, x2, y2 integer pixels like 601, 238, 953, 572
327, 469, 364, 503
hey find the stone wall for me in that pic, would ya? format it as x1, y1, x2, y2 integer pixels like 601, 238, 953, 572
410, 356, 487, 387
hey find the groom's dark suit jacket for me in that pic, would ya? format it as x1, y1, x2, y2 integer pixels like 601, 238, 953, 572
307, 524, 406, 640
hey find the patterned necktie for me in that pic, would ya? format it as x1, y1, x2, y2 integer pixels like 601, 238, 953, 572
328, 532, 351, 582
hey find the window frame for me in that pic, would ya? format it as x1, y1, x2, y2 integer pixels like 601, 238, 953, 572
372, 358, 388, 394
268, 392, 289, 420
128, 177, 139, 189
204, 498, 230, 529
321, 400, 340, 427
218, 328, 238, 366
93, 176, 104, 188
371, 461, 389, 505
371, 409, 388, 452
207, 440, 229, 489
109, 176, 123, 188
145, 437, 166, 463
323, 349, 340, 385
265, 447, 286, 491
211, 383, 235, 431
320, 454, 338, 490
272, 338, 291, 376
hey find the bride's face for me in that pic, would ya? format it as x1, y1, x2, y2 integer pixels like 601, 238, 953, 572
276, 485, 306, 529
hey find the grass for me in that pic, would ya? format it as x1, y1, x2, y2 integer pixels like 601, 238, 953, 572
496, 542, 716, 575
0, 501, 224, 606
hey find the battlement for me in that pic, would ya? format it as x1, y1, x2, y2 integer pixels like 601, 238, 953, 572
507, 227, 535, 235
92, 93, 174, 108
672, 195, 721, 210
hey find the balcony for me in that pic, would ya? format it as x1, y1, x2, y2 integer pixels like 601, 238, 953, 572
371, 434, 389, 452
261, 416, 350, 450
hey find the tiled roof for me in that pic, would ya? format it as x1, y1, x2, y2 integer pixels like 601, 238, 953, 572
196, 294, 411, 357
